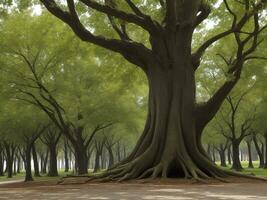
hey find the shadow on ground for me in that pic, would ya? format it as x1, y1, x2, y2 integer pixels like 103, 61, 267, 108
0, 179, 267, 200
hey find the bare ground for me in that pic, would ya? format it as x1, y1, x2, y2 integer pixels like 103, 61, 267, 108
0, 177, 267, 200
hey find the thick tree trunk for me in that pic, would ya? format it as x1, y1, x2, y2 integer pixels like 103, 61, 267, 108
100, 55, 228, 180
246, 141, 254, 168
231, 141, 242, 171
24, 147, 33, 182
253, 136, 264, 168
48, 145, 58, 176
74, 145, 88, 174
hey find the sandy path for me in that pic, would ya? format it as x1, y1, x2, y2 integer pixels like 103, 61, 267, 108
0, 180, 267, 200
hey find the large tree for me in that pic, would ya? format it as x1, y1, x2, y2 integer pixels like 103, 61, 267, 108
39, 0, 267, 180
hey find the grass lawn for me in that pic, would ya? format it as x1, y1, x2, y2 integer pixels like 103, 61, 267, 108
0, 170, 72, 182
217, 161, 267, 177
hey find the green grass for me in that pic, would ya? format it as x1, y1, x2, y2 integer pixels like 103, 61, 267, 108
0, 170, 73, 182
217, 161, 267, 177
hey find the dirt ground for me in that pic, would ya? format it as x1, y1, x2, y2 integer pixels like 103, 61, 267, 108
0, 178, 267, 200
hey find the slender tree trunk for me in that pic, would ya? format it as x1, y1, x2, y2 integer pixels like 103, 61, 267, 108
227, 145, 232, 165
218, 145, 226, 167
264, 133, 267, 169
43, 150, 49, 174
64, 141, 69, 172
207, 144, 212, 160
13, 158, 17, 175
246, 141, 254, 168
116, 142, 121, 162
253, 136, 264, 168
17, 155, 21, 173
48, 145, 58, 176
212, 146, 216, 163
24, 147, 33, 182
101, 150, 106, 169
94, 152, 101, 173
107, 147, 114, 168
5, 151, 13, 178
40, 153, 44, 173
0, 152, 4, 176
32, 144, 40, 177
231, 141, 242, 171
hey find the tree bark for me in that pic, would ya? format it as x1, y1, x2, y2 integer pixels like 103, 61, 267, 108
64, 140, 69, 172
253, 136, 264, 168
16, 155, 21, 174
24, 147, 33, 182
102, 55, 228, 180
231, 141, 242, 171
217, 144, 227, 167
32, 144, 41, 177
0, 151, 4, 176
74, 145, 88, 174
227, 145, 232, 165
48, 145, 58, 176
43, 150, 49, 174
4, 143, 15, 178
107, 146, 114, 168
263, 133, 267, 169
246, 141, 254, 168
116, 142, 121, 163
94, 152, 101, 173
13, 158, 17, 175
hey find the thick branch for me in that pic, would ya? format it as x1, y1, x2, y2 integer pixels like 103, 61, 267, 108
40, 0, 153, 70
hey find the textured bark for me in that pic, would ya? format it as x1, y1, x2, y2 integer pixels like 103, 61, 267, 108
74, 144, 88, 174
231, 141, 242, 171
48, 146, 58, 176
246, 141, 254, 168
25, 147, 33, 182
4, 142, 15, 178
253, 136, 264, 168
32, 144, 41, 177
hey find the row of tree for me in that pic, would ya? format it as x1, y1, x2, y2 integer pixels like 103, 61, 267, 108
0, 0, 266, 181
